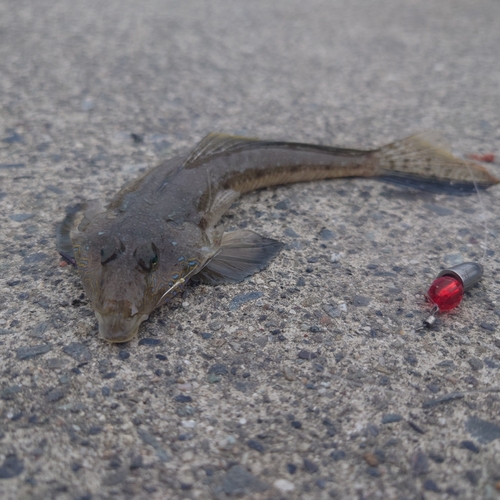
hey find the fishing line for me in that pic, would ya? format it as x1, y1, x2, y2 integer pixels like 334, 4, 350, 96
463, 157, 489, 261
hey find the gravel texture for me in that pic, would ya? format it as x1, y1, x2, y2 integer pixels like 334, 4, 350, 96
1, 0, 500, 499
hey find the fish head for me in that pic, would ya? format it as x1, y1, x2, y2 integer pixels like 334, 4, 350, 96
72, 220, 208, 342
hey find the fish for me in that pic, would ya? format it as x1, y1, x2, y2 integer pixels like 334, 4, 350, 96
57, 131, 499, 342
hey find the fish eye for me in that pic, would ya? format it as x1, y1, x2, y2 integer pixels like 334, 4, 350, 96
100, 237, 125, 265
134, 242, 159, 272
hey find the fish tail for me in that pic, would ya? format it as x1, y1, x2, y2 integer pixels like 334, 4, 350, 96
373, 131, 499, 192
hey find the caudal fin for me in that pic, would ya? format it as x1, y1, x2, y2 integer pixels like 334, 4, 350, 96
374, 132, 499, 192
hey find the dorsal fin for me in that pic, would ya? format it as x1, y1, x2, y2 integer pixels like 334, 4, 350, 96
183, 133, 259, 169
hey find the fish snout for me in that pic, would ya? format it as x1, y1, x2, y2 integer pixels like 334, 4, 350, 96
95, 304, 149, 343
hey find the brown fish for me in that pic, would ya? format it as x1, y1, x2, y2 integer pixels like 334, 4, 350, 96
57, 132, 499, 342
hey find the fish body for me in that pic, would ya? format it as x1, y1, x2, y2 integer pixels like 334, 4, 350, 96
58, 132, 499, 342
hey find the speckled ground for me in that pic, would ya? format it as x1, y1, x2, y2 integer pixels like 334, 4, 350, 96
1, 0, 500, 499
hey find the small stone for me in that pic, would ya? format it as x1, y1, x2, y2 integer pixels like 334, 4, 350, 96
466, 359, 483, 373
0, 163, 25, 169
298, 350, 317, 360
316, 478, 326, 489
247, 440, 265, 453
422, 392, 464, 409
118, 350, 130, 360
63, 343, 92, 362
229, 290, 264, 311
284, 228, 299, 238
208, 364, 228, 375
465, 470, 479, 486
138, 338, 161, 346
291, 420, 302, 429
287, 463, 297, 474
0, 386, 22, 401
363, 452, 379, 467
465, 416, 500, 444
174, 395, 193, 403
113, 380, 126, 392
274, 199, 290, 210
9, 213, 34, 222
283, 367, 296, 381
330, 253, 342, 263
330, 450, 346, 461
352, 295, 370, 307
423, 479, 440, 492
0, 454, 24, 479
303, 459, 318, 473
319, 228, 335, 240
16, 344, 52, 360
404, 352, 418, 366
45, 388, 65, 403
484, 358, 500, 369
323, 418, 337, 436
221, 465, 268, 495
429, 452, 444, 463
320, 315, 332, 325
480, 322, 496, 332
323, 304, 341, 318
427, 383, 441, 393
71, 462, 82, 472
408, 421, 426, 434
366, 466, 381, 477
24, 253, 49, 264
137, 429, 170, 462
381, 413, 402, 424
273, 479, 295, 492
460, 440, 480, 453
130, 455, 143, 470
412, 451, 429, 477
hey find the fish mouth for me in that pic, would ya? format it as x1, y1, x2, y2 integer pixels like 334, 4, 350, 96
95, 310, 149, 343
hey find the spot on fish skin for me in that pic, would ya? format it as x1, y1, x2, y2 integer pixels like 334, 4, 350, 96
188, 260, 198, 267
178, 256, 185, 262
172, 274, 179, 280
171, 241, 177, 246
98, 231, 105, 235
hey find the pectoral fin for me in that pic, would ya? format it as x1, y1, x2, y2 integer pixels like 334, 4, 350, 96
56, 200, 105, 266
193, 230, 283, 285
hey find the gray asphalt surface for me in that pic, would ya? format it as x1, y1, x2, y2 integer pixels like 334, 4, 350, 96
1, 0, 500, 498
